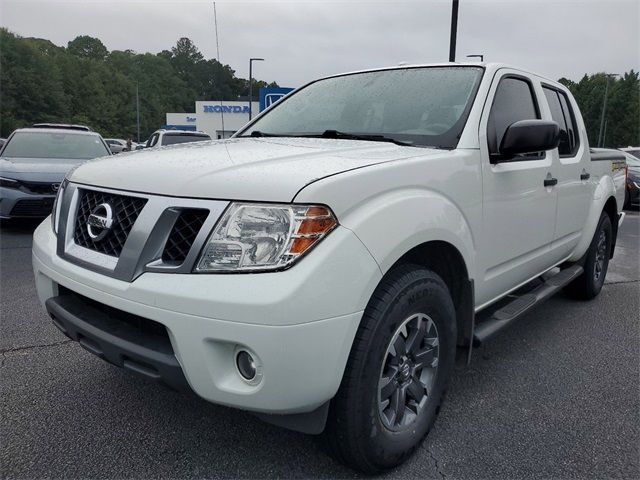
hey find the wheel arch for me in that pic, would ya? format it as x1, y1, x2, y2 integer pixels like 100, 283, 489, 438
334, 188, 478, 347
382, 240, 474, 347
569, 170, 621, 263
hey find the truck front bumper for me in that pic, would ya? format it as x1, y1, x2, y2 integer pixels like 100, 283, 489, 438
33, 219, 382, 415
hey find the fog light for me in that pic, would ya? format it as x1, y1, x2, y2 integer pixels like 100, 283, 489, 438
236, 350, 257, 381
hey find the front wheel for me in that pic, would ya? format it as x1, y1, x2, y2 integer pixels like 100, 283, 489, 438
565, 211, 612, 300
323, 265, 456, 473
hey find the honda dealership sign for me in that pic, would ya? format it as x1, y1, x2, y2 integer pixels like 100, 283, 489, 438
202, 104, 251, 113
259, 87, 294, 111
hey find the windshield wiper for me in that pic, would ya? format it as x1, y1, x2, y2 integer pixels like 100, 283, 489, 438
241, 129, 413, 146
315, 130, 414, 146
237, 131, 294, 138
242, 131, 287, 138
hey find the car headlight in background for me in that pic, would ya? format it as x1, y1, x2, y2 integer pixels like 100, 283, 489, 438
195, 203, 337, 272
0, 177, 20, 189
51, 179, 67, 235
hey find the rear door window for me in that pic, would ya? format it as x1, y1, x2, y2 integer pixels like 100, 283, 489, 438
543, 88, 571, 155
557, 92, 579, 155
543, 86, 579, 156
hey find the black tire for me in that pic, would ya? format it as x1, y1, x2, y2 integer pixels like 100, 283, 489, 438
624, 188, 630, 210
323, 264, 456, 473
565, 211, 612, 300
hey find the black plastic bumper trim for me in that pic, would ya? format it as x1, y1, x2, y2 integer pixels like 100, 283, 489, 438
254, 401, 330, 435
45, 294, 191, 392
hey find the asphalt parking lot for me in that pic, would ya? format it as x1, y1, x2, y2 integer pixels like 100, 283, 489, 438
1, 212, 638, 479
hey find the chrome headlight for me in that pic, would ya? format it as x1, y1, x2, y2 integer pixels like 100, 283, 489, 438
195, 203, 337, 272
51, 179, 67, 235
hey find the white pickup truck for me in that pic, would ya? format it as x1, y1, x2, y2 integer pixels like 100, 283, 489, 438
33, 63, 626, 473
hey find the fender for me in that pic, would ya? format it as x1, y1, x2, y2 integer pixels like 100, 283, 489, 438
293, 150, 482, 280
568, 173, 618, 262
329, 187, 476, 279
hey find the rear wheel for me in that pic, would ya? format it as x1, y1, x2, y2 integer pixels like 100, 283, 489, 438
323, 265, 456, 473
565, 211, 612, 300
624, 188, 630, 209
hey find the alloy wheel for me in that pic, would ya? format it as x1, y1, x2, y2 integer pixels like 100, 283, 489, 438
378, 313, 439, 431
594, 229, 608, 282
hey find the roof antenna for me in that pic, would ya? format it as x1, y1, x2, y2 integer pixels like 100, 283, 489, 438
213, 1, 225, 138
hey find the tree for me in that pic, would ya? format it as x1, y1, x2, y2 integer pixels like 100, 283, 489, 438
561, 72, 640, 148
0, 29, 68, 133
170, 37, 204, 77
67, 35, 109, 61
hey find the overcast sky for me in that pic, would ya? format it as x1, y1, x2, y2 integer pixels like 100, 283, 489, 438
1, 0, 638, 87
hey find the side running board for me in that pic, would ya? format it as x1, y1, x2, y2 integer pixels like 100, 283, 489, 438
473, 265, 584, 345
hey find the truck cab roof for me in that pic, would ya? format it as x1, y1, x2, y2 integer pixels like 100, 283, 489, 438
319, 62, 564, 88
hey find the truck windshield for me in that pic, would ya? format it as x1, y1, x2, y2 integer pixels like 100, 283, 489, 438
1, 131, 109, 160
240, 66, 484, 149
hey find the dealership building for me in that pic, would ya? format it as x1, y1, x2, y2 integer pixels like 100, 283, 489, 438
165, 87, 293, 139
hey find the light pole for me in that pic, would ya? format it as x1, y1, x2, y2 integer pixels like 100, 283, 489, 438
449, 0, 459, 62
248, 58, 264, 120
136, 81, 140, 143
597, 73, 619, 148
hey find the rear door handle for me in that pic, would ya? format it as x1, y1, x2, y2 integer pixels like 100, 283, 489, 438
580, 172, 590, 180
544, 177, 558, 187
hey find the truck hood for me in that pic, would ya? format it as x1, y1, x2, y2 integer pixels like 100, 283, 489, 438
70, 137, 437, 201
0, 157, 84, 182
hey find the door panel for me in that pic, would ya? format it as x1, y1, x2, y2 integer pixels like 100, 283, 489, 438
476, 71, 558, 307
543, 86, 592, 259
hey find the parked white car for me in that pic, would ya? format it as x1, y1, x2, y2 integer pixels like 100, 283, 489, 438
104, 138, 127, 154
33, 63, 625, 473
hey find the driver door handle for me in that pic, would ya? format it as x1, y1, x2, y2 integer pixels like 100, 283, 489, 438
580, 172, 590, 180
544, 177, 558, 187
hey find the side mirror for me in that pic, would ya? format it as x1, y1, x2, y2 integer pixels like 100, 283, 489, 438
499, 120, 560, 157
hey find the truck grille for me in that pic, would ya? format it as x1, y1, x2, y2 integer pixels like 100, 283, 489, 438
161, 209, 209, 264
74, 189, 147, 257
57, 183, 227, 281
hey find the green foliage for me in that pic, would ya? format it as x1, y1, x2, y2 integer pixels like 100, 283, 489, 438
559, 71, 640, 148
0, 29, 278, 139
67, 35, 108, 60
